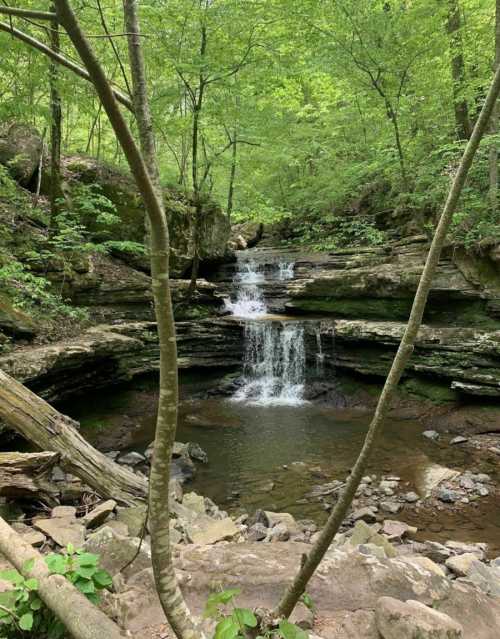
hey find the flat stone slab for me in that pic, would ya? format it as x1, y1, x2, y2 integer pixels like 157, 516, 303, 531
376, 596, 463, 639
34, 518, 85, 548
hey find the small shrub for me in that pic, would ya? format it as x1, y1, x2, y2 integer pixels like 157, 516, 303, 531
0, 545, 112, 639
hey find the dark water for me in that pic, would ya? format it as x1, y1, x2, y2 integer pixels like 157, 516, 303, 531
64, 374, 500, 554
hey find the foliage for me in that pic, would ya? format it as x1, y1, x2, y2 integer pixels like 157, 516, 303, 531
204, 587, 309, 639
0, 545, 112, 638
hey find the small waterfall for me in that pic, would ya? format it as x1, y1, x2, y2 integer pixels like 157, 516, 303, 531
233, 321, 306, 406
315, 326, 325, 375
224, 260, 267, 318
226, 253, 306, 405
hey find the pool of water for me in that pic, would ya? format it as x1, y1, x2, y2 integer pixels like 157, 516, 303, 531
64, 374, 500, 554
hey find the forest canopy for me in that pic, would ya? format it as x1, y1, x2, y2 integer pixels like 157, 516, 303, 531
0, 0, 498, 249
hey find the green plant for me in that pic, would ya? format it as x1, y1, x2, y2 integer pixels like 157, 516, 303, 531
204, 588, 309, 639
0, 545, 112, 638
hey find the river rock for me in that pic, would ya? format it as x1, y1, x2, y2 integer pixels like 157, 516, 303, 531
117, 451, 146, 466
352, 507, 377, 523
423, 430, 440, 441
185, 517, 239, 545
445, 541, 486, 559
404, 491, 419, 503
445, 553, 478, 577
51, 505, 77, 519
182, 492, 206, 515
115, 505, 147, 537
289, 602, 314, 630
381, 520, 417, 541
186, 442, 208, 463
379, 501, 401, 514
264, 511, 301, 536
34, 517, 85, 549
266, 522, 290, 542
450, 436, 468, 445
375, 597, 463, 639
463, 561, 500, 596
247, 523, 267, 542
437, 488, 461, 503
83, 499, 117, 528
84, 526, 151, 578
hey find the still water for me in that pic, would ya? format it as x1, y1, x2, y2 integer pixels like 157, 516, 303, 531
64, 373, 500, 554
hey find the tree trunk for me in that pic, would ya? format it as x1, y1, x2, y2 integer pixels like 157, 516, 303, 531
226, 132, 237, 221
489, 0, 500, 211
123, 3, 200, 638
446, 0, 473, 139
49, 2, 62, 222
0, 451, 60, 505
0, 516, 127, 639
275, 56, 500, 620
0, 369, 147, 506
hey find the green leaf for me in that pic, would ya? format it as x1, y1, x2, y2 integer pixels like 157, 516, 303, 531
93, 569, 113, 588
75, 565, 97, 579
278, 620, 308, 639
233, 608, 257, 628
0, 569, 23, 586
75, 578, 95, 594
19, 612, 34, 631
76, 552, 98, 567
30, 597, 43, 611
24, 578, 38, 591
66, 543, 75, 556
301, 593, 314, 611
214, 617, 240, 639
45, 554, 67, 575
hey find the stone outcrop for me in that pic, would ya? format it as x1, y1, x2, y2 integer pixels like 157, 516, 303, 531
0, 319, 243, 402
0, 122, 44, 186
47, 155, 231, 277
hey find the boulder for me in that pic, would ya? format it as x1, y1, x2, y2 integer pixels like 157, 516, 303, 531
185, 517, 240, 545
84, 526, 151, 578
34, 517, 85, 548
264, 511, 301, 536
445, 553, 478, 577
375, 597, 463, 639
115, 505, 147, 538
381, 520, 417, 541
83, 499, 117, 529
0, 122, 44, 185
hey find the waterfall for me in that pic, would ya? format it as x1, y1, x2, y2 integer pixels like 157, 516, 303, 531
315, 325, 325, 375
233, 320, 306, 406
226, 254, 306, 405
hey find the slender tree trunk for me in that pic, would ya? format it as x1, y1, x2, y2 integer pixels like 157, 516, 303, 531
122, 3, 200, 638
386, 102, 407, 189
275, 58, 500, 620
489, 0, 500, 211
49, 2, 62, 222
0, 369, 147, 505
0, 516, 127, 639
446, 0, 473, 139
226, 132, 237, 221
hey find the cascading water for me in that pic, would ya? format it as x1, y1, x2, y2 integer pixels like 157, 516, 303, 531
225, 254, 306, 405
233, 321, 306, 405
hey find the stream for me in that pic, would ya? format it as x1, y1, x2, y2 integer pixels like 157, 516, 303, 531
65, 250, 500, 553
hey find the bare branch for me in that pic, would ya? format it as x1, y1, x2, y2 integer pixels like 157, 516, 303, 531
0, 6, 55, 20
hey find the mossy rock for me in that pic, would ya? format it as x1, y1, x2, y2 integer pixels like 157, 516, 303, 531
286, 297, 412, 321
0, 294, 36, 338
401, 377, 459, 404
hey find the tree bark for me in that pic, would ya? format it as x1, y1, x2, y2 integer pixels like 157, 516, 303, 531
0, 369, 147, 506
0, 451, 59, 505
123, 2, 200, 638
489, 0, 500, 211
275, 56, 500, 620
49, 2, 62, 222
0, 516, 127, 639
446, 0, 472, 140
226, 131, 237, 221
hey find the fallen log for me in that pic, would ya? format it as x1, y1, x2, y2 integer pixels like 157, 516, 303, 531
0, 369, 147, 506
0, 451, 60, 505
0, 515, 127, 639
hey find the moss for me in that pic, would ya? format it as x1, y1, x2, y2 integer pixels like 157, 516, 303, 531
288, 297, 412, 320
0, 294, 36, 337
401, 377, 459, 404
174, 304, 214, 321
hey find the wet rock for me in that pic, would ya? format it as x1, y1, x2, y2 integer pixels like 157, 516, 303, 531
375, 596, 463, 639
171, 455, 196, 483
450, 436, 468, 445
437, 488, 461, 503
186, 442, 208, 463
476, 485, 489, 497
247, 509, 269, 528
423, 430, 440, 441
445, 553, 478, 577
